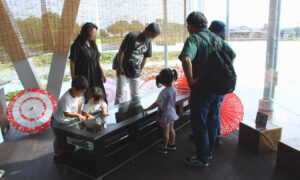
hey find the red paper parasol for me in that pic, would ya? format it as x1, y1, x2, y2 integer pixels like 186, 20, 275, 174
174, 66, 189, 90
220, 93, 244, 135
139, 77, 190, 96
6, 89, 57, 133
103, 78, 117, 106
139, 77, 161, 95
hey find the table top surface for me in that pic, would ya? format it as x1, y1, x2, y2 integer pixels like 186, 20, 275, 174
54, 88, 190, 141
241, 120, 282, 131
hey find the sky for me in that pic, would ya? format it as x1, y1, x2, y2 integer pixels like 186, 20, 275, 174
6, 0, 300, 29
205, 0, 300, 28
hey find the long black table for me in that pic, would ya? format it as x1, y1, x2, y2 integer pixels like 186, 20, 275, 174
54, 89, 190, 179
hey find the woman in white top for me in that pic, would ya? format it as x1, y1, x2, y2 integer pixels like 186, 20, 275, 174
143, 68, 179, 154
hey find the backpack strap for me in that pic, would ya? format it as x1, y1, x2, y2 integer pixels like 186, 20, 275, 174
196, 32, 220, 52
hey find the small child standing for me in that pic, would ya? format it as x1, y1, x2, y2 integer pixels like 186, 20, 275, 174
51, 76, 88, 162
143, 68, 179, 154
82, 87, 109, 120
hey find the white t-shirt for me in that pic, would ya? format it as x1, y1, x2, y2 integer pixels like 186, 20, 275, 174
82, 100, 107, 114
53, 90, 81, 124
156, 86, 179, 126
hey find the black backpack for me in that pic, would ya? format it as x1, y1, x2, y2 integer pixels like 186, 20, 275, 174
196, 32, 237, 95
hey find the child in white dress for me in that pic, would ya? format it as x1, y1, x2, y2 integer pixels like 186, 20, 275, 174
82, 87, 109, 119
143, 68, 178, 154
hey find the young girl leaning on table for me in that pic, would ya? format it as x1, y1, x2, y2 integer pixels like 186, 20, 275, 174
142, 68, 179, 154
82, 87, 109, 119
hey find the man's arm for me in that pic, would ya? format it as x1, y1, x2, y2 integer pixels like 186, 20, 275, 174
178, 35, 199, 87
141, 42, 152, 73
140, 57, 147, 72
180, 55, 199, 87
117, 33, 131, 77
116, 49, 125, 77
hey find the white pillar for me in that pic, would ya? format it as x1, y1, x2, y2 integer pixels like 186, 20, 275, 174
164, 44, 168, 68
46, 53, 68, 99
259, 0, 280, 112
226, 0, 230, 41
163, 0, 168, 68
46, 0, 81, 100
12, 58, 43, 89
271, 0, 281, 99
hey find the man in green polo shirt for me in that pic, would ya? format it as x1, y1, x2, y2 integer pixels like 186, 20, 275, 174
179, 12, 236, 167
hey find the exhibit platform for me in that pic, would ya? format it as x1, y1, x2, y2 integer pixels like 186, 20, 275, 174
0, 90, 299, 180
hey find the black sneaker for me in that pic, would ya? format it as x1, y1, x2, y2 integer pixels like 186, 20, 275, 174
167, 144, 176, 150
192, 147, 213, 160
184, 155, 209, 167
215, 137, 223, 145
155, 145, 168, 154
53, 155, 63, 163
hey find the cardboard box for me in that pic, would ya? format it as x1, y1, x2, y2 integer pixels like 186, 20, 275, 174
238, 120, 282, 153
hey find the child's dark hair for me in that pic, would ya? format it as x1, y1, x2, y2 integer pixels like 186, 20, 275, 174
72, 76, 89, 91
156, 68, 178, 88
84, 87, 104, 104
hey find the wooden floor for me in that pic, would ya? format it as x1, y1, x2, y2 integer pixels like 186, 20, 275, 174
0, 123, 297, 180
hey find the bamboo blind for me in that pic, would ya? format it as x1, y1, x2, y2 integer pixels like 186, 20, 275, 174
0, 0, 188, 62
